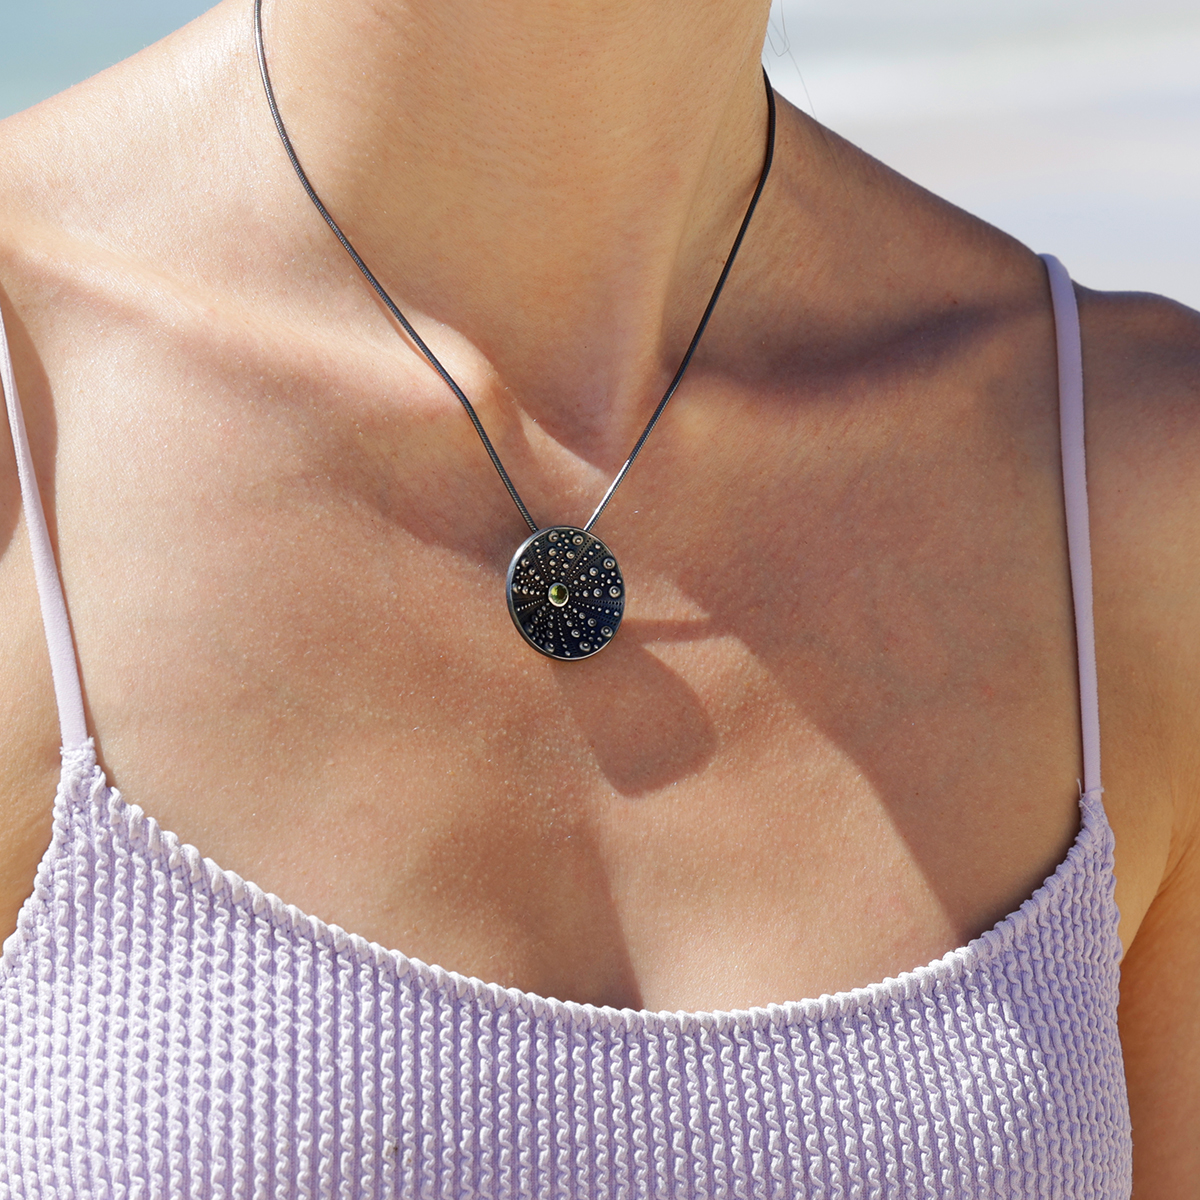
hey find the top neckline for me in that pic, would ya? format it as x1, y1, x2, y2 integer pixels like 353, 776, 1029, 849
44, 739, 1114, 1037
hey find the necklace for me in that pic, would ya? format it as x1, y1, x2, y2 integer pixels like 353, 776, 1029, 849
253, 0, 776, 659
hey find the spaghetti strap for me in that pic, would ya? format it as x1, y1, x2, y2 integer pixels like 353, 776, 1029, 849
1041, 254, 1102, 799
0, 303, 88, 750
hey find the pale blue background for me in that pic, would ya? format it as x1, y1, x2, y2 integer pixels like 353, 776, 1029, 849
2, 0, 1197, 307
0, 1, 211, 118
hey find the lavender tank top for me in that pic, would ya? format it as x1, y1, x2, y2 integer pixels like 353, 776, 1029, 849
0, 256, 1131, 1197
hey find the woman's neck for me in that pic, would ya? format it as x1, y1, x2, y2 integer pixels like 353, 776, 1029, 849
259, 0, 774, 456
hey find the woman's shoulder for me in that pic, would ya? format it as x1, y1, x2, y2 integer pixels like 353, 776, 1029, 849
1093, 290, 1200, 748
0, 1, 246, 285
1077, 286, 1200, 820
1080, 285, 1200, 564
1078, 282, 1200, 1184
1080, 283, 1200, 398
1079, 283, 1200, 673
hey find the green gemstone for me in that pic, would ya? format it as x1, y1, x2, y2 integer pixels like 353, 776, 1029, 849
548, 583, 569, 607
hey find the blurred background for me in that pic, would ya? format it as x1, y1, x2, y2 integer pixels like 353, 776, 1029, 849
764, 0, 1200, 308
1, 0, 1196, 308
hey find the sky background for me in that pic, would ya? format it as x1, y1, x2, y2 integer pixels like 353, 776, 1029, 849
1, 0, 1197, 310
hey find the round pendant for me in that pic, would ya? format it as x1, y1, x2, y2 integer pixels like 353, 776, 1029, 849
506, 526, 624, 660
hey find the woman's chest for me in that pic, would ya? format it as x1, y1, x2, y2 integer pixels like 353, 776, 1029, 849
46, 371, 1089, 1012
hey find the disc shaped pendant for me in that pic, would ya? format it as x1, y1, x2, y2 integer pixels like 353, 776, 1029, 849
506, 527, 624, 660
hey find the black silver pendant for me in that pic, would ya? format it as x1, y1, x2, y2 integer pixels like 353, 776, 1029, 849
506, 526, 624, 660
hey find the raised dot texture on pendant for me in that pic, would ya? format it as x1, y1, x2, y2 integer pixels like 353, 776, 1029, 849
505, 526, 625, 660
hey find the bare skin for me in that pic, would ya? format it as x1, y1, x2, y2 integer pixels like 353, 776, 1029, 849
0, 0, 1197, 1192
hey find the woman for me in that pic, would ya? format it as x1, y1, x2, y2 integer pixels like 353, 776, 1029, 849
1, 0, 1196, 1194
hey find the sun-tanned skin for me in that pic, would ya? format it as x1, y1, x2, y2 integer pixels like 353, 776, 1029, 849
0, 0, 1197, 1192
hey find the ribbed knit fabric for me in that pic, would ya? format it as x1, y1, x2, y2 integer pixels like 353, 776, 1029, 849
1, 748, 1129, 1198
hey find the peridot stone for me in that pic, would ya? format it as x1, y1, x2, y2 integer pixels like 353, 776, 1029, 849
548, 583, 569, 607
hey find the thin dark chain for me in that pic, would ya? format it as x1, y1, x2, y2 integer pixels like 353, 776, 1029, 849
253, 0, 776, 536
584, 79, 776, 531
